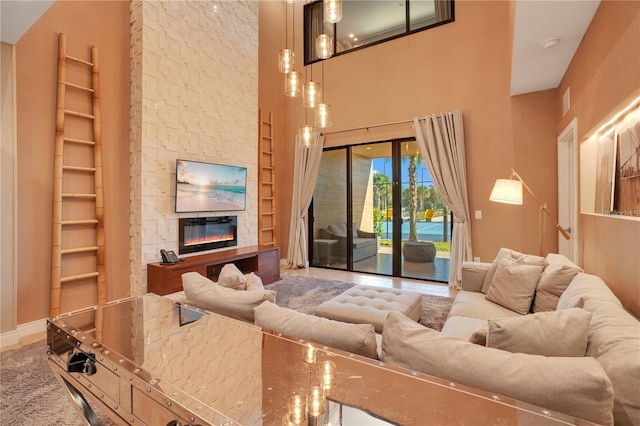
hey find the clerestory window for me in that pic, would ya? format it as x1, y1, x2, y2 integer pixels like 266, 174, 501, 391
304, 0, 455, 65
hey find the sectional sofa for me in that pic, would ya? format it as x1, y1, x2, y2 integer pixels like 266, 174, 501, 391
382, 250, 640, 426
175, 250, 639, 426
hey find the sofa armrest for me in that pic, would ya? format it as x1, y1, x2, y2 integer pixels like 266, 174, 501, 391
461, 261, 492, 292
357, 229, 377, 239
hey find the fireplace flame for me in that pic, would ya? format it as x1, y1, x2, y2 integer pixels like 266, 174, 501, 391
185, 233, 234, 247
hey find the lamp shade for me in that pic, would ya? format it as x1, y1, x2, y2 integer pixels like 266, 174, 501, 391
324, 0, 342, 23
315, 34, 333, 59
303, 81, 322, 108
489, 179, 523, 205
298, 125, 316, 147
285, 71, 302, 97
314, 103, 332, 128
278, 49, 294, 73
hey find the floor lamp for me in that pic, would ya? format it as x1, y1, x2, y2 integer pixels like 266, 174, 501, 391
490, 168, 571, 256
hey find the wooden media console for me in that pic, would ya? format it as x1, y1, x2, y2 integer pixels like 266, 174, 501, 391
147, 245, 280, 296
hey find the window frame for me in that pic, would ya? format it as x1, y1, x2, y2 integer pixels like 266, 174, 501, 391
303, 0, 455, 65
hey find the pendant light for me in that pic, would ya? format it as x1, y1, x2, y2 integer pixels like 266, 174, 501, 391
285, 71, 302, 97
298, 124, 316, 148
315, 34, 333, 59
303, 64, 321, 108
284, 1, 301, 97
324, 0, 342, 24
315, 61, 332, 128
278, 2, 294, 73
299, 65, 316, 147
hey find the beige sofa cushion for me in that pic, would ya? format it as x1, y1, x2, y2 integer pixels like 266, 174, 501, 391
485, 259, 544, 314
182, 272, 275, 322
556, 272, 622, 310
481, 248, 546, 294
449, 291, 521, 321
381, 312, 614, 426
486, 308, 591, 356
254, 301, 378, 359
245, 272, 265, 291
218, 263, 247, 290
532, 253, 583, 312
582, 299, 640, 425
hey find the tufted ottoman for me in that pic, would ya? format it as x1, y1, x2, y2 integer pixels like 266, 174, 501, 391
315, 285, 422, 333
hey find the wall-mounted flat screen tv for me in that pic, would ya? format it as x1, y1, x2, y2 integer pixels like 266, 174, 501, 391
176, 159, 247, 213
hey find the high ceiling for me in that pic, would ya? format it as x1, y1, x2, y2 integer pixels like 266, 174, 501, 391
1, 0, 600, 96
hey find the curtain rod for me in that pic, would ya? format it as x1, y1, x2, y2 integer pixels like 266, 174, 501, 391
320, 118, 414, 136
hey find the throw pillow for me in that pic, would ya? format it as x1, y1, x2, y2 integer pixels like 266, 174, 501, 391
380, 312, 614, 426
469, 324, 488, 345
245, 272, 265, 291
254, 301, 378, 359
485, 258, 544, 314
218, 263, 247, 290
182, 272, 275, 322
481, 248, 546, 294
328, 223, 347, 237
532, 253, 582, 312
486, 308, 592, 356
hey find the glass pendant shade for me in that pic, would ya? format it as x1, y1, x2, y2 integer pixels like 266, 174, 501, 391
278, 49, 294, 73
315, 34, 334, 59
285, 71, 302, 97
303, 81, 322, 108
324, 0, 342, 23
298, 125, 316, 147
314, 103, 332, 128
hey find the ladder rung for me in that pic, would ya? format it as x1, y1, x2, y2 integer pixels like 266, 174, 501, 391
82, 327, 97, 334
261, 150, 273, 154
262, 227, 275, 231
61, 246, 99, 255
62, 219, 98, 226
262, 166, 273, 170
65, 81, 94, 93
60, 272, 100, 283
262, 136, 273, 140
261, 197, 275, 201
65, 110, 95, 120
262, 212, 275, 216
63, 166, 96, 173
62, 193, 97, 199
262, 181, 273, 185
65, 55, 93, 66
63, 137, 95, 146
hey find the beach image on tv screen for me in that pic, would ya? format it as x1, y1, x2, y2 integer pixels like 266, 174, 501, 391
176, 160, 246, 212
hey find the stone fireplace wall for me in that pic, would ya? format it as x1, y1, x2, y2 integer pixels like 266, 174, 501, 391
130, 0, 258, 295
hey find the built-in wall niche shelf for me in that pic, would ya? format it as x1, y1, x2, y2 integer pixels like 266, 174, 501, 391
580, 97, 640, 220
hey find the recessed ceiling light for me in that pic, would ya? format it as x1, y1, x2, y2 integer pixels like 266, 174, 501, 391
349, 33, 355, 38
543, 38, 560, 49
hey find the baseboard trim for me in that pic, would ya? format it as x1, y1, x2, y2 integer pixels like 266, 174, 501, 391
0, 318, 46, 349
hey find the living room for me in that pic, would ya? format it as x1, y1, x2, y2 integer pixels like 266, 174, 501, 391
0, 0, 639, 423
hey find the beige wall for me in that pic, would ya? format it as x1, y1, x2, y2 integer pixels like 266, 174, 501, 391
14, 1, 131, 324
261, 1, 560, 262
1, 42, 17, 335
260, 1, 639, 314
558, 0, 640, 317
129, 0, 258, 295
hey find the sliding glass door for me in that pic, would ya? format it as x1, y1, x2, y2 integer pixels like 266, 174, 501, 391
311, 140, 451, 282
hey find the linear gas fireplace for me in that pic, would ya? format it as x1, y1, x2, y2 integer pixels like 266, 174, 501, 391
178, 216, 237, 255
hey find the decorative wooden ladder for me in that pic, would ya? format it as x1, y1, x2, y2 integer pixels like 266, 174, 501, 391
258, 110, 277, 247
50, 33, 106, 332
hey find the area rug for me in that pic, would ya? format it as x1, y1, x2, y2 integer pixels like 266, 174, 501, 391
266, 272, 454, 331
0, 339, 116, 426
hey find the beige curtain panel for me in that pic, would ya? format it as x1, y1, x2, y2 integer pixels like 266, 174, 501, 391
286, 134, 326, 268
413, 111, 473, 287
